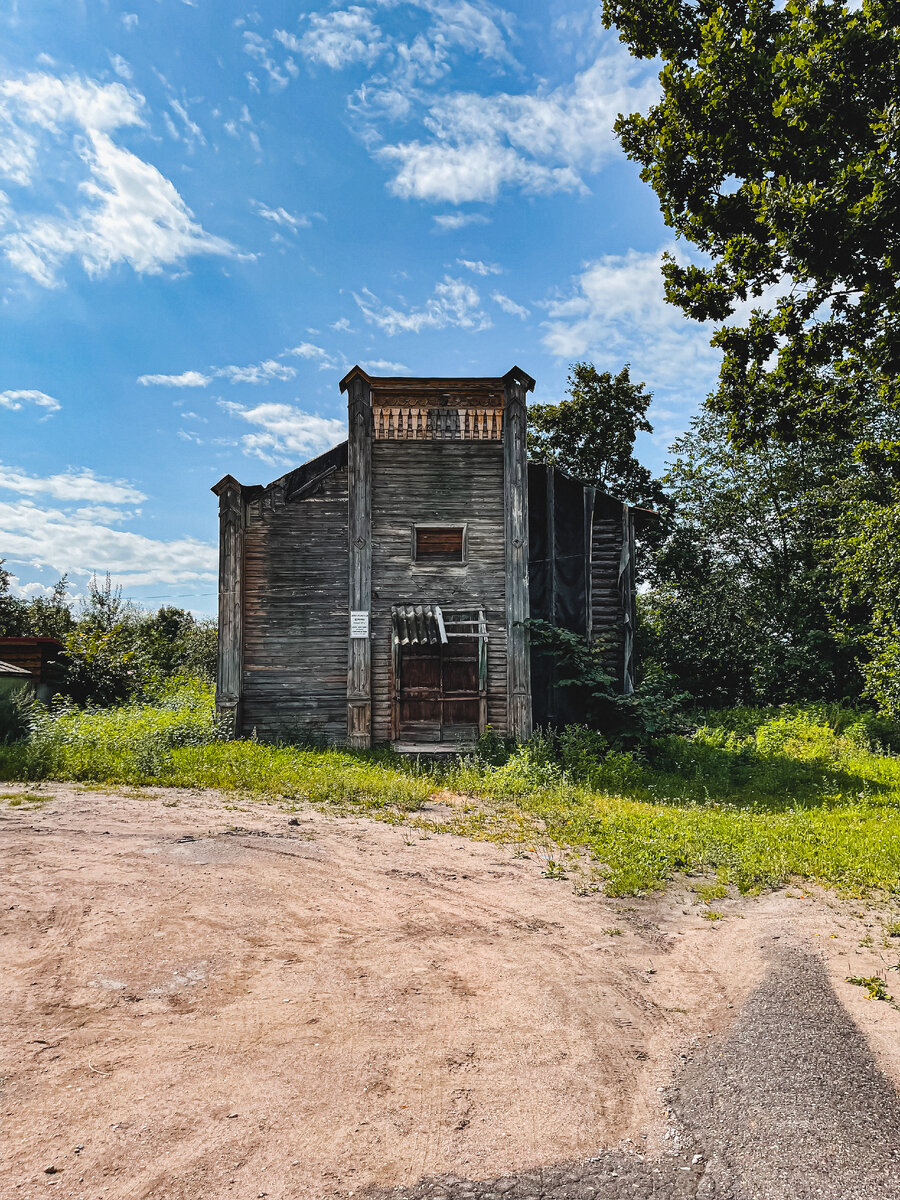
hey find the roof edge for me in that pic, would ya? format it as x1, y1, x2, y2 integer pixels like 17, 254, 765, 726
502, 364, 536, 392
339, 364, 372, 392
211, 473, 243, 496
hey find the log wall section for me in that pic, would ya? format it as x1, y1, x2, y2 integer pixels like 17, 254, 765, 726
240, 468, 350, 742
370, 440, 508, 742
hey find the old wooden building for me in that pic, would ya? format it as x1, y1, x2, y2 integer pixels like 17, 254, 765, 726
213, 366, 637, 748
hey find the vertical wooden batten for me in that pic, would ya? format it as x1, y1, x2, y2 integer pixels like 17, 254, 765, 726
502, 366, 535, 741
211, 474, 245, 735
342, 367, 374, 747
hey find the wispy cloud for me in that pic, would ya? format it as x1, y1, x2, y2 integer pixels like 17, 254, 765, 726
491, 290, 529, 319
379, 51, 657, 203
0, 389, 61, 414
109, 54, 133, 81
217, 359, 296, 385
0, 498, 216, 586
285, 342, 340, 370
541, 246, 720, 441
251, 200, 311, 231
138, 357, 298, 387
220, 400, 346, 464
361, 359, 409, 372
355, 275, 490, 335
0, 465, 146, 504
0, 73, 234, 286
243, 30, 293, 89
432, 212, 490, 231
277, 8, 386, 69
458, 258, 501, 275
137, 370, 211, 388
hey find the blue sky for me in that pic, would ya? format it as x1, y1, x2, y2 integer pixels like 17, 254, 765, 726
1, 0, 721, 616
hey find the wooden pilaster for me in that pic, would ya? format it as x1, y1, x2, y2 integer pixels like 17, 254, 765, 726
343, 368, 374, 747
502, 366, 535, 741
211, 475, 244, 735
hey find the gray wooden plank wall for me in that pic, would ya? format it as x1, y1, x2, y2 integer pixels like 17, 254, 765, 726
591, 503, 626, 687
241, 468, 350, 742
370, 440, 508, 742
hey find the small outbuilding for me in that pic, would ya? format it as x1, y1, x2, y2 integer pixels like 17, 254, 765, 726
0, 638, 66, 704
213, 366, 639, 748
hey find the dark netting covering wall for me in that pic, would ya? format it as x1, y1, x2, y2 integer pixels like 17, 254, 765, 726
528, 464, 588, 727
527, 464, 631, 728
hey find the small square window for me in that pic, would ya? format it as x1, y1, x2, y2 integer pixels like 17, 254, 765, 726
414, 526, 465, 562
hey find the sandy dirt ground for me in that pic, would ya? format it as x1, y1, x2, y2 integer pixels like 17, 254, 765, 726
2, 783, 900, 1200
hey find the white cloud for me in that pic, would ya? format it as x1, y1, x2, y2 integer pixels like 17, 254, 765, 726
0, 389, 61, 414
169, 98, 205, 145
379, 51, 657, 203
381, 139, 580, 204
243, 31, 291, 89
355, 274, 490, 335
491, 290, 528, 319
0, 499, 216, 587
279, 8, 386, 69
72, 504, 137, 524
220, 400, 346, 464
251, 200, 310, 231
361, 359, 409, 372
137, 370, 211, 388
541, 246, 721, 441
121, 13, 139, 31
109, 54, 133, 81
416, 0, 514, 64
0, 465, 146, 504
458, 257, 501, 275
217, 359, 296, 384
330, 316, 354, 332
432, 211, 490, 231
285, 342, 339, 369
0, 73, 234, 286
138, 357, 300, 387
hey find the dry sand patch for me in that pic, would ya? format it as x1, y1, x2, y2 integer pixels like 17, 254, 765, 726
1, 784, 899, 1199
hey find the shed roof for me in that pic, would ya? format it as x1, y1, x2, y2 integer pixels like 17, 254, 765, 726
0, 659, 33, 678
391, 604, 448, 646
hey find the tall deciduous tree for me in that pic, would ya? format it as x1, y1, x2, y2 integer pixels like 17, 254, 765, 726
643, 410, 861, 705
604, 0, 900, 710
527, 363, 664, 507
602, 0, 900, 445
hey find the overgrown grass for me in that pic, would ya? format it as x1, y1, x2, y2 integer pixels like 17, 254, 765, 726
3, 682, 900, 897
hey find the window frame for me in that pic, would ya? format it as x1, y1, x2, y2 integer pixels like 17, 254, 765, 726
411, 523, 468, 565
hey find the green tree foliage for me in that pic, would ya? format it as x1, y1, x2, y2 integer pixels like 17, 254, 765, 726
527, 363, 665, 507
602, 0, 900, 445
0, 561, 72, 640
0, 564, 217, 706
829, 488, 900, 718
643, 410, 861, 705
603, 0, 900, 711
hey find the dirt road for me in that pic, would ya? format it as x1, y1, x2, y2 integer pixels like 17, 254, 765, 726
2, 785, 900, 1199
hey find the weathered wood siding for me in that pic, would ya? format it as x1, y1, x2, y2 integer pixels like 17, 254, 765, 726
591, 493, 627, 686
241, 466, 350, 742
370, 440, 508, 742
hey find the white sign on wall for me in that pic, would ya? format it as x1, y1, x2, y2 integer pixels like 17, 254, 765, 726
350, 610, 370, 638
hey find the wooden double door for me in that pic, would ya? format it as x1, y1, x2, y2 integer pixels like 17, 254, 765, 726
394, 612, 486, 744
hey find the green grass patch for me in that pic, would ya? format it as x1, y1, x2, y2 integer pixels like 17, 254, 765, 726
4, 685, 900, 897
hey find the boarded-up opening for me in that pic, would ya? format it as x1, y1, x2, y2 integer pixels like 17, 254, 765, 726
392, 607, 486, 744
414, 526, 464, 562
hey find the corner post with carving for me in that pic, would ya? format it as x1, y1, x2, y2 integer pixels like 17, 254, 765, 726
502, 366, 535, 741
343, 367, 374, 747
211, 475, 244, 736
